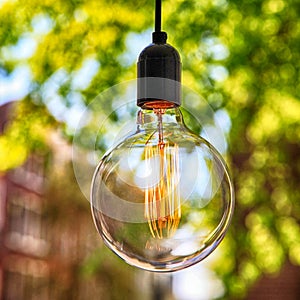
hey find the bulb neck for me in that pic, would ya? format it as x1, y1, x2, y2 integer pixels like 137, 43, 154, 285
137, 107, 184, 128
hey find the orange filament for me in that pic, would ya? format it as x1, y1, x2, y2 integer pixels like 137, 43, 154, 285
144, 142, 181, 239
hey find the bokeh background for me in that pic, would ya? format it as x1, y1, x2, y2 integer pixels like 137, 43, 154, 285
0, 0, 300, 299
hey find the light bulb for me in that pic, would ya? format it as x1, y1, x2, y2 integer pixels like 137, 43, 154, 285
91, 102, 234, 272
90, 21, 234, 271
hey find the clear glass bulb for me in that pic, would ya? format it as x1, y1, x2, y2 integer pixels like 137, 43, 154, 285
91, 103, 234, 272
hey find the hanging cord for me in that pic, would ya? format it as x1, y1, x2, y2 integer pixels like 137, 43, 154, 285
153, 0, 167, 43
155, 0, 162, 32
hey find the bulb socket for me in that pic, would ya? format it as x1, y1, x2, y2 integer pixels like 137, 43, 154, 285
137, 32, 181, 107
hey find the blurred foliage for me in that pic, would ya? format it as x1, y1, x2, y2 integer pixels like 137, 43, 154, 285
0, 99, 55, 171
1, 0, 300, 299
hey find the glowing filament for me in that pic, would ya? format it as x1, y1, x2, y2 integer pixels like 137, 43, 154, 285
144, 142, 181, 239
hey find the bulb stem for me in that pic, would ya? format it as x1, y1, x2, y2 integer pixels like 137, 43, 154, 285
154, 108, 165, 146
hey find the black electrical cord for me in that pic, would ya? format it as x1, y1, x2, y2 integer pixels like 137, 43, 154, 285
155, 0, 162, 32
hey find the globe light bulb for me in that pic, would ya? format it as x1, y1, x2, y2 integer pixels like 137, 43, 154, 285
91, 101, 234, 272
90, 11, 234, 272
